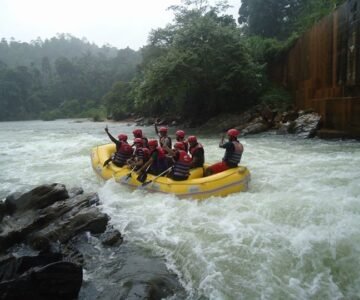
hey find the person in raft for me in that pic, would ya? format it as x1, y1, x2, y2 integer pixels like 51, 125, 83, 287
154, 122, 172, 150
132, 129, 148, 148
204, 128, 243, 176
104, 126, 133, 167
127, 138, 150, 170
137, 139, 168, 176
164, 142, 192, 181
175, 130, 189, 153
187, 135, 205, 168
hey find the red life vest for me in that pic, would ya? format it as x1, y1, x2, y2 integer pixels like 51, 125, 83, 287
113, 143, 133, 166
149, 147, 167, 173
142, 148, 150, 162
173, 150, 191, 178
189, 143, 204, 167
190, 143, 203, 156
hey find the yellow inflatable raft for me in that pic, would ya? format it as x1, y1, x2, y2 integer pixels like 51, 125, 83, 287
91, 144, 251, 200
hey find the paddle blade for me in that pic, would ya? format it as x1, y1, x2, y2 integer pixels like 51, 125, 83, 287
136, 171, 147, 183
141, 180, 152, 187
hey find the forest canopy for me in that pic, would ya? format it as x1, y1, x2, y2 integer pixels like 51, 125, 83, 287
0, 0, 345, 122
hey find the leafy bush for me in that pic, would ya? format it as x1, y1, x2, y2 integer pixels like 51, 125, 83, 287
259, 85, 293, 111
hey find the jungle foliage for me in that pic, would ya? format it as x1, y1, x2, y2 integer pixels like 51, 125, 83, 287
0, 34, 140, 121
129, 1, 264, 123
0, 0, 346, 122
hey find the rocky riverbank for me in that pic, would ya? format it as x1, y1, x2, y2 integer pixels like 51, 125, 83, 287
133, 105, 322, 139
0, 184, 185, 299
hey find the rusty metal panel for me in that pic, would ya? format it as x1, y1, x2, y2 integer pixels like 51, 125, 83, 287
271, 0, 360, 136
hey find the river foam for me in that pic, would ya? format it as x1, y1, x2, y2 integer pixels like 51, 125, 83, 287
1, 120, 359, 299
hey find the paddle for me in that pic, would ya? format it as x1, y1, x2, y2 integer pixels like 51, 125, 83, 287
136, 164, 151, 183
125, 166, 137, 179
142, 167, 173, 187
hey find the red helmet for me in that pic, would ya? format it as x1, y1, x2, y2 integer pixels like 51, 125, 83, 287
134, 138, 143, 145
159, 127, 168, 133
175, 130, 185, 138
227, 128, 240, 138
132, 129, 142, 137
187, 135, 197, 143
174, 142, 185, 150
118, 134, 128, 141
148, 139, 158, 148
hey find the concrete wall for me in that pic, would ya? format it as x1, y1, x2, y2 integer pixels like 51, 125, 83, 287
274, 0, 360, 137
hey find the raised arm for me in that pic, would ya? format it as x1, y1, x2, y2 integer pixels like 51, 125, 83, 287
154, 122, 159, 135
105, 126, 118, 144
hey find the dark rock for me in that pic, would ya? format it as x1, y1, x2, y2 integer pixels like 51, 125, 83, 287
146, 277, 180, 300
28, 235, 51, 252
281, 110, 299, 122
241, 117, 270, 135
5, 184, 69, 215
34, 205, 109, 244
101, 229, 123, 246
2, 193, 22, 216
276, 112, 321, 138
135, 117, 144, 123
199, 112, 253, 133
277, 121, 296, 135
0, 202, 7, 223
61, 242, 85, 266
68, 187, 83, 198
0, 192, 106, 253
292, 112, 321, 138
0, 257, 82, 300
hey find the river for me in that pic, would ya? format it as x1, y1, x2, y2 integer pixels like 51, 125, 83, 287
1, 119, 360, 299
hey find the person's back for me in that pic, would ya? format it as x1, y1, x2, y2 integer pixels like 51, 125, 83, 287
127, 138, 147, 170
166, 142, 192, 181
132, 129, 148, 148
188, 136, 204, 168
138, 139, 168, 176
104, 127, 133, 167
221, 129, 243, 168
205, 129, 243, 176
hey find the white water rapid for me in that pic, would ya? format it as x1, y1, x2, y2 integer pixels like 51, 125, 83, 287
1, 120, 359, 299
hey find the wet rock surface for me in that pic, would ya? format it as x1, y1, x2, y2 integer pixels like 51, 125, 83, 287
0, 184, 185, 299
198, 105, 322, 138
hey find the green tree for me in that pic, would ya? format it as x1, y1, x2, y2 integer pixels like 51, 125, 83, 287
238, 0, 345, 40
132, 0, 264, 122
103, 81, 133, 120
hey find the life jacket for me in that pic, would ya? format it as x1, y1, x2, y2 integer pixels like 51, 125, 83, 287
223, 141, 243, 167
189, 143, 204, 167
159, 136, 172, 150
142, 148, 150, 162
172, 150, 191, 179
150, 147, 167, 174
134, 147, 144, 161
181, 140, 189, 153
113, 142, 133, 167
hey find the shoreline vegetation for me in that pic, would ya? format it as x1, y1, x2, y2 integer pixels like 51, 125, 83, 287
1, 1, 345, 136
90, 104, 323, 139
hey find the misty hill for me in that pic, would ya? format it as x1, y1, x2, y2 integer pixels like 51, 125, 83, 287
0, 33, 119, 68
0, 33, 141, 121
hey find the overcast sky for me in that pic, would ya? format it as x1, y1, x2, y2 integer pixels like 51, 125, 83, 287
1, 0, 241, 50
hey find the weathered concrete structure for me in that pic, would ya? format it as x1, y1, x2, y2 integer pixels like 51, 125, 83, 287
273, 0, 360, 138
